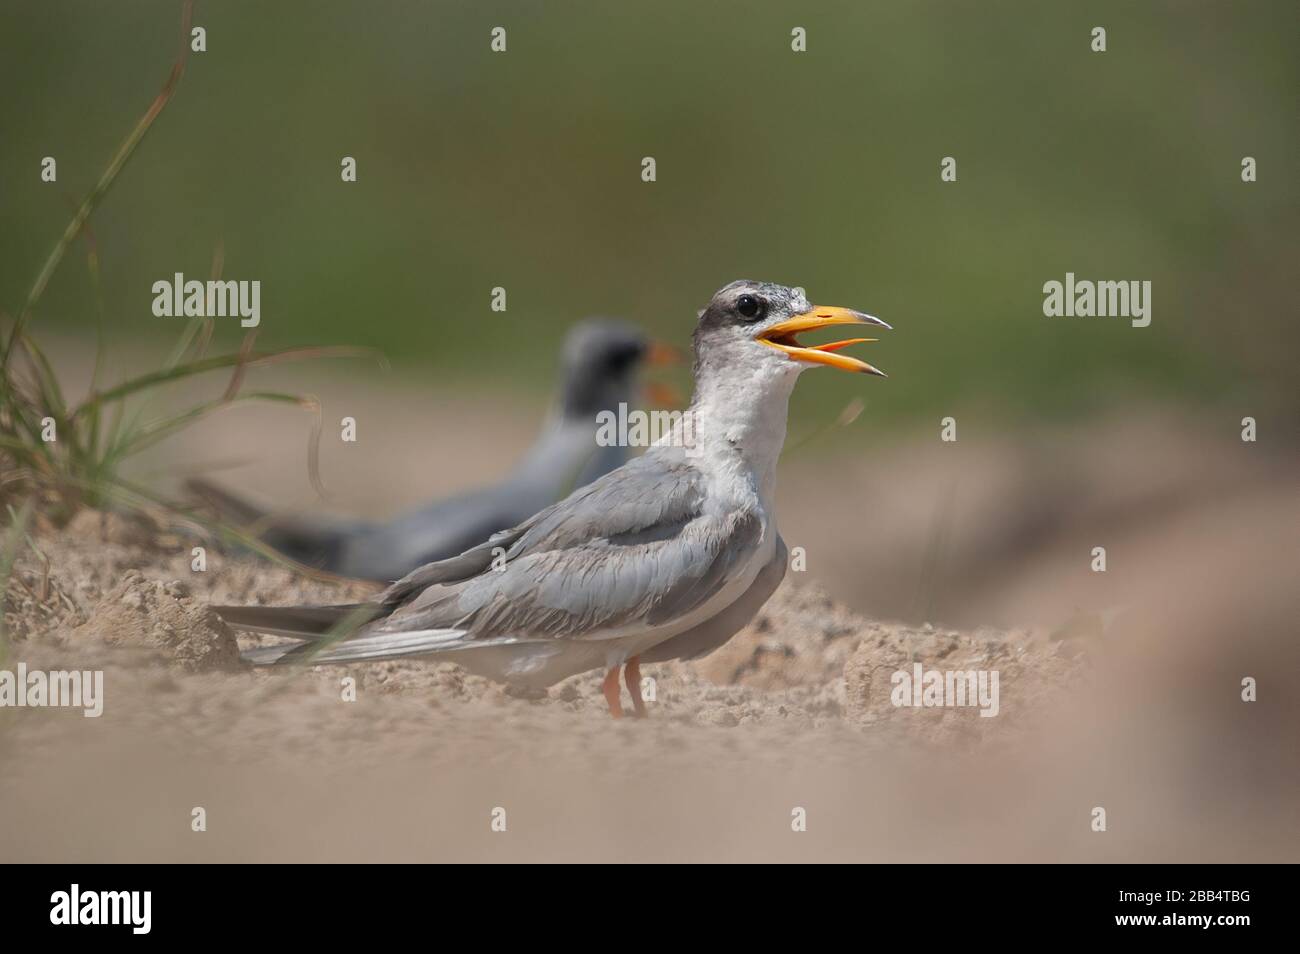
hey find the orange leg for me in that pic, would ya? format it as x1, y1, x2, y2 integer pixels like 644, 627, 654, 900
602, 666, 624, 719
624, 656, 647, 718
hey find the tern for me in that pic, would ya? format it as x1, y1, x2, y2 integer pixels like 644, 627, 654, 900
190, 320, 678, 581
214, 281, 889, 717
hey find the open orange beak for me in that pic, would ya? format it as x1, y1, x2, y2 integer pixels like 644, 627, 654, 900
755, 306, 890, 376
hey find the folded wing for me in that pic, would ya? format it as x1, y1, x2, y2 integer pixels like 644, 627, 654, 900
218, 447, 767, 666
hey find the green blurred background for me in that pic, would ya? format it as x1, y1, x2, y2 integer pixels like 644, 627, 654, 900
2, 0, 1295, 437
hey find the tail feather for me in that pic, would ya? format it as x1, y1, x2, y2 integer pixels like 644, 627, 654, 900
264, 628, 471, 665
185, 477, 271, 527
216, 602, 472, 666
240, 642, 309, 665
213, 602, 377, 639
185, 477, 358, 569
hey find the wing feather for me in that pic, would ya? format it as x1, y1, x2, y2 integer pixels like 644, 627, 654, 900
224, 446, 768, 665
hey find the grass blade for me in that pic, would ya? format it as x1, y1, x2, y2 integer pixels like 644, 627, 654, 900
71, 345, 380, 419
119, 390, 314, 457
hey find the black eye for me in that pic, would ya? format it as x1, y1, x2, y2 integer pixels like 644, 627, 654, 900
736, 295, 765, 320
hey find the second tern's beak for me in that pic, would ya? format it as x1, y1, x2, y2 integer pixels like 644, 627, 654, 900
643, 339, 684, 367
755, 306, 891, 376
640, 338, 686, 406
642, 380, 685, 407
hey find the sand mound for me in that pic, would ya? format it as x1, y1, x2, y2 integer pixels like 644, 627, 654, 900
67, 570, 239, 672
690, 583, 864, 689
842, 620, 1083, 745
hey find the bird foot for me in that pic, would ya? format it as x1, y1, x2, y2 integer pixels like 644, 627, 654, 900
624, 656, 648, 718
602, 666, 624, 719
603, 658, 649, 719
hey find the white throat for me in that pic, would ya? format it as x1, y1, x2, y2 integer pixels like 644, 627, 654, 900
673, 352, 802, 508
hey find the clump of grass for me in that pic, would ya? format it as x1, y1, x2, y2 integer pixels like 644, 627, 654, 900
0, 501, 34, 664
0, 2, 377, 543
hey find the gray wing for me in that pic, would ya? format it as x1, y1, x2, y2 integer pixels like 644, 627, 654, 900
336, 484, 548, 582
337, 420, 630, 582
378, 446, 763, 640
639, 535, 787, 663
236, 447, 768, 664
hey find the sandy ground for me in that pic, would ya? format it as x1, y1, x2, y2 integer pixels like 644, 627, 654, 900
1, 350, 1296, 861
1, 464, 1295, 861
